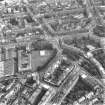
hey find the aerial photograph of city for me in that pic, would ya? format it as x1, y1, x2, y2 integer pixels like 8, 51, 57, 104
0, 0, 105, 105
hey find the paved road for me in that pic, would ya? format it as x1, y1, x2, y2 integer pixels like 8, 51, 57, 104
49, 63, 80, 105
